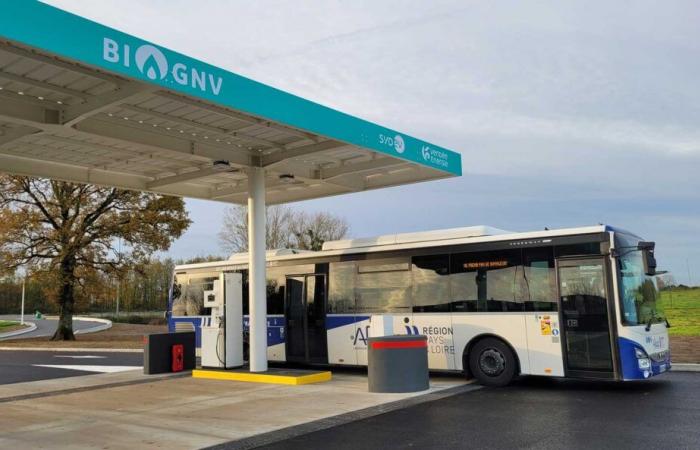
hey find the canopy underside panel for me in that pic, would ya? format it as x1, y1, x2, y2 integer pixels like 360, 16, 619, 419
0, 37, 453, 204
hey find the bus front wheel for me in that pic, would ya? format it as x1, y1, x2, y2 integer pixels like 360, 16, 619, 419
468, 338, 517, 387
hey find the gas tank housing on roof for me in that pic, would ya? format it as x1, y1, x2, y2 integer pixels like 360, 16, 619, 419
322, 226, 511, 251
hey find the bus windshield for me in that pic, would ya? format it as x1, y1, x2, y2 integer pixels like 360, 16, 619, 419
616, 233, 664, 326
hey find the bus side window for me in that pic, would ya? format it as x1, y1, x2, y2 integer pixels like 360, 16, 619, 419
450, 250, 525, 312
266, 267, 286, 315
412, 254, 450, 312
356, 260, 411, 313
241, 270, 249, 316
523, 247, 557, 312
328, 262, 356, 313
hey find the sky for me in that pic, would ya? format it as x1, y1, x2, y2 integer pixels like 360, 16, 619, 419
46, 0, 700, 284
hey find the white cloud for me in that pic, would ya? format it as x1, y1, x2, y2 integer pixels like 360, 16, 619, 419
43, 0, 700, 283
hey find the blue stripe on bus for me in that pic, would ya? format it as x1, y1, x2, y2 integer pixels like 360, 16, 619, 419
243, 315, 285, 346
326, 315, 370, 330
171, 314, 375, 347
171, 315, 286, 348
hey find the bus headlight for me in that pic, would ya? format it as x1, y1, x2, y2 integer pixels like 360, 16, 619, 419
635, 348, 651, 370
638, 358, 651, 370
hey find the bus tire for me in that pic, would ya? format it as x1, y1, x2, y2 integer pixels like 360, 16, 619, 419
468, 337, 517, 387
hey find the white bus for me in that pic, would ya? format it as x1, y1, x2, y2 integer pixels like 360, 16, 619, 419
168, 224, 671, 386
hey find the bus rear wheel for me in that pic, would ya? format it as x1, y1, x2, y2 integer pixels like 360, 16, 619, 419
468, 338, 517, 387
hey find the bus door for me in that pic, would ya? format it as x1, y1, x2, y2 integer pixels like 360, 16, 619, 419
285, 274, 328, 364
556, 257, 616, 379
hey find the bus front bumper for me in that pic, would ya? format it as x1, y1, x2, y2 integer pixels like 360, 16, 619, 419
618, 337, 671, 380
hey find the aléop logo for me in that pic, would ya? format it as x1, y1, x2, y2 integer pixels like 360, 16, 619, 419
102, 38, 223, 96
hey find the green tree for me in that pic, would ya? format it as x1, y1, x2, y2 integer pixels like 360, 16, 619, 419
0, 176, 190, 340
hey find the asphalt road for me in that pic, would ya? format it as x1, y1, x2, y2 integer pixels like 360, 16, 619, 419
0, 314, 99, 340
0, 350, 143, 385
259, 372, 700, 450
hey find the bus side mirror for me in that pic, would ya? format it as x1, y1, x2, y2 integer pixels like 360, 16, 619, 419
638, 241, 657, 276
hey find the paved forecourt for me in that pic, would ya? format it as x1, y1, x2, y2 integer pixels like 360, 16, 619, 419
0, 370, 471, 449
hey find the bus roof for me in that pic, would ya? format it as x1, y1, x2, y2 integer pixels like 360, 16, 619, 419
174, 224, 613, 271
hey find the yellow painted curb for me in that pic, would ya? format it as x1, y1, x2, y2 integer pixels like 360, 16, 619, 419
192, 369, 332, 385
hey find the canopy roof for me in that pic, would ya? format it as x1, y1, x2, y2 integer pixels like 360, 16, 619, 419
0, 2, 462, 204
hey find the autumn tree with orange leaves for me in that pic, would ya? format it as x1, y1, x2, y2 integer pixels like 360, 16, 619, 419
0, 176, 190, 340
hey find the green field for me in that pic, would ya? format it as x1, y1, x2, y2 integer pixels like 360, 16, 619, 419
658, 287, 700, 336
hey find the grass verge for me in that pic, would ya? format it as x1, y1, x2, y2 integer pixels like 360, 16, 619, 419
658, 287, 700, 337
0, 320, 28, 333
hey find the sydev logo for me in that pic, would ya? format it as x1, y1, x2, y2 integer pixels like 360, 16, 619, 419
102, 38, 223, 96
394, 134, 405, 154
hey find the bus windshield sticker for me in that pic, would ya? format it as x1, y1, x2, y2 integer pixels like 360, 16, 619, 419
540, 317, 552, 335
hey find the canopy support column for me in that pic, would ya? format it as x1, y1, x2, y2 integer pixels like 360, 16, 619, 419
247, 167, 267, 372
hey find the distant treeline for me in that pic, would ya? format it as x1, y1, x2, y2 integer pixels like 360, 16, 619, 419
661, 284, 697, 291
0, 256, 222, 315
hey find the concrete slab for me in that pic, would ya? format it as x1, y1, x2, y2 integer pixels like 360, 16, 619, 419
0, 371, 470, 450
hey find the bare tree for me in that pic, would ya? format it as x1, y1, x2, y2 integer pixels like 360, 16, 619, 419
218, 206, 349, 253
218, 205, 294, 253
289, 211, 350, 251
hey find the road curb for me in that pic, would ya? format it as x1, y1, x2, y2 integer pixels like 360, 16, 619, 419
0, 347, 142, 352
74, 316, 112, 335
0, 321, 38, 339
671, 363, 700, 372
42, 316, 113, 335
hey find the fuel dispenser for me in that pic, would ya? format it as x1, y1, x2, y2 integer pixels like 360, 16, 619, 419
201, 272, 244, 368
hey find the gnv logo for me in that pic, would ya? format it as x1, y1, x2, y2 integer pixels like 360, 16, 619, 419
103, 38, 223, 96
134, 45, 167, 80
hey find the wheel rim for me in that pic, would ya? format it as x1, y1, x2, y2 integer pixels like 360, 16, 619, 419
479, 348, 506, 376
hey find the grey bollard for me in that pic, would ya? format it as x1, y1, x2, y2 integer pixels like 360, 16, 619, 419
367, 335, 429, 393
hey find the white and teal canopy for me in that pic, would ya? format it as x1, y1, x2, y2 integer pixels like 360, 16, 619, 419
0, 1, 461, 204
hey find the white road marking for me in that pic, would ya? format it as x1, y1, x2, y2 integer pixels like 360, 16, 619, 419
32, 364, 141, 373
54, 355, 106, 359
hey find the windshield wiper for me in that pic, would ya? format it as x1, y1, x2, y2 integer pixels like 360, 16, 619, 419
644, 312, 671, 331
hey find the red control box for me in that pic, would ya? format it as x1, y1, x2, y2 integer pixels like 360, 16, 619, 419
171, 344, 184, 372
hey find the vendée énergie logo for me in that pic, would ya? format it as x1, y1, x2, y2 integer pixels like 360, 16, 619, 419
102, 38, 223, 96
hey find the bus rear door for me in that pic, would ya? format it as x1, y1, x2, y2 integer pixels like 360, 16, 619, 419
285, 274, 329, 364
